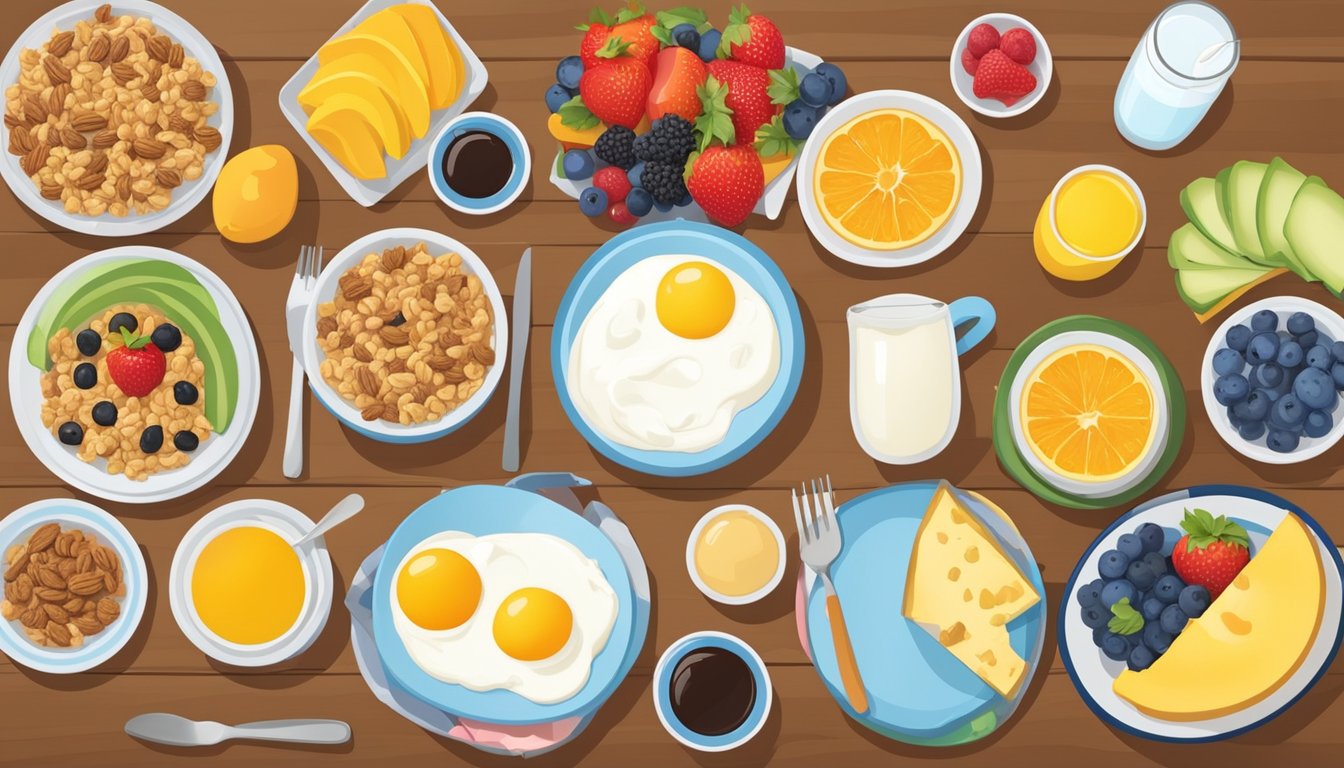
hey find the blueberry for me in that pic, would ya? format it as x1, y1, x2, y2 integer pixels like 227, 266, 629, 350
76, 329, 101, 357
1332, 362, 1344, 389
1128, 644, 1156, 671
782, 100, 819, 139
799, 72, 832, 108
1098, 549, 1130, 579
139, 425, 163, 454
1116, 533, 1144, 560
1277, 340, 1304, 368
696, 28, 721, 62
1159, 603, 1188, 634
555, 55, 583, 90
626, 187, 653, 217
387, 311, 406, 328
813, 62, 848, 105
1246, 332, 1279, 364
173, 430, 199, 452
1232, 388, 1271, 422
1140, 596, 1165, 622
672, 23, 700, 51
173, 381, 198, 405
1304, 409, 1334, 438
627, 161, 645, 188
1333, 340, 1344, 364
1093, 626, 1107, 646
1178, 584, 1211, 617
1226, 404, 1243, 429
1270, 393, 1307, 430
578, 186, 608, 217
1267, 428, 1301, 453
1142, 623, 1175, 655
1136, 523, 1164, 554
653, 198, 674, 213
58, 421, 83, 446
1081, 605, 1109, 629
1142, 551, 1168, 577
1225, 324, 1252, 352
1306, 343, 1336, 370
1297, 329, 1319, 348
1153, 574, 1184, 603
1212, 347, 1244, 376
677, 191, 693, 207
151, 323, 181, 352
1213, 373, 1249, 406
1294, 366, 1338, 410
73, 362, 97, 389
1126, 560, 1156, 591
1076, 578, 1104, 607
1251, 309, 1278, 332
1257, 385, 1283, 403
1238, 420, 1266, 441
1286, 311, 1314, 335
91, 400, 117, 426
1250, 362, 1284, 389
562, 149, 594, 180
1102, 632, 1130, 661
108, 312, 137, 334
1101, 579, 1136, 608
545, 83, 571, 113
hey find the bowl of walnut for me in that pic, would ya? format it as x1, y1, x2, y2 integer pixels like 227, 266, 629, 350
302, 227, 508, 443
0, 498, 147, 673
0, 1, 233, 237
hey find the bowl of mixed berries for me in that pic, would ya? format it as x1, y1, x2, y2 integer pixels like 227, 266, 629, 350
544, 3, 848, 229
950, 13, 1052, 118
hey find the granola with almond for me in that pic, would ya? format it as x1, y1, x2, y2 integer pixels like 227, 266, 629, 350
1, 522, 125, 649
4, 3, 222, 218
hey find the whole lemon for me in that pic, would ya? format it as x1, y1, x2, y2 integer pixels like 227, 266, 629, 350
212, 145, 298, 243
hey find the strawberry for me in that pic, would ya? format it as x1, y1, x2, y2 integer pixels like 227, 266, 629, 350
687, 144, 764, 227
965, 23, 1000, 59
1171, 508, 1251, 599
580, 3, 658, 72
999, 27, 1038, 66
579, 22, 611, 70
972, 49, 1037, 106
705, 59, 775, 146
610, 13, 659, 73
960, 47, 980, 76
719, 4, 784, 69
579, 43, 651, 128
104, 328, 166, 398
647, 46, 707, 122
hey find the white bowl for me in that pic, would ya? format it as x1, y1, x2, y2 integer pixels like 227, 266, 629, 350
300, 227, 507, 443
1009, 330, 1170, 498
8, 247, 261, 504
169, 499, 333, 667
1201, 296, 1344, 464
685, 505, 786, 606
0, 0, 233, 236
796, 90, 982, 269
949, 13, 1053, 119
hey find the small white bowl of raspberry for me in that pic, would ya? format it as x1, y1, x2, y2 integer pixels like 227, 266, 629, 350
950, 13, 1053, 119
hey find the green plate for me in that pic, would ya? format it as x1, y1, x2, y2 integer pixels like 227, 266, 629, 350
991, 316, 1186, 510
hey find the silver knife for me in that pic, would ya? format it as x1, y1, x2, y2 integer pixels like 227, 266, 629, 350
501, 247, 532, 472
125, 713, 350, 747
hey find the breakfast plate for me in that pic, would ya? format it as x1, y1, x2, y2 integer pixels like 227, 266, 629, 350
0, 499, 148, 674
372, 485, 636, 725
9, 246, 260, 504
799, 482, 1046, 745
552, 220, 804, 476
0, 0, 234, 236
1059, 486, 1344, 742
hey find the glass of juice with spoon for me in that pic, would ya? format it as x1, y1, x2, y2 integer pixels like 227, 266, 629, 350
1033, 165, 1147, 281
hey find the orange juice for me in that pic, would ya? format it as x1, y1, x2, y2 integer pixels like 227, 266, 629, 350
1034, 166, 1146, 280
192, 525, 305, 645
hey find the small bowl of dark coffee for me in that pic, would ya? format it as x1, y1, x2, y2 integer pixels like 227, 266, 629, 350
428, 112, 530, 215
653, 631, 772, 752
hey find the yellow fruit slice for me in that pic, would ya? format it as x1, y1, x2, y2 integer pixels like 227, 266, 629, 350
387, 3, 462, 109
1019, 343, 1156, 483
813, 108, 962, 251
308, 101, 387, 179
316, 43, 430, 137
298, 72, 411, 158
350, 9, 430, 94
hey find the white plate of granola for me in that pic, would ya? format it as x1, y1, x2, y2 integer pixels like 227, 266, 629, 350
0, 499, 147, 674
8, 246, 260, 503
302, 227, 506, 443
0, 1, 233, 236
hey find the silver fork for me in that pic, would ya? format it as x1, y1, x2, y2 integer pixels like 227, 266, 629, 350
283, 244, 323, 479
793, 476, 869, 715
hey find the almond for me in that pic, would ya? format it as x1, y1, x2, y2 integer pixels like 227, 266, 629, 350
182, 80, 206, 101
21, 144, 49, 176
39, 181, 62, 200
60, 127, 86, 150
42, 55, 71, 85
131, 137, 166, 159
48, 83, 70, 114
469, 342, 496, 366
103, 570, 118, 593
379, 325, 410, 346
66, 570, 104, 596
11, 574, 33, 602
87, 34, 111, 63
382, 402, 400, 421
95, 3, 113, 24
57, 557, 77, 579
73, 616, 104, 635
194, 125, 221, 152
71, 111, 108, 132
74, 551, 93, 574
3, 113, 20, 130
110, 61, 136, 85
168, 115, 193, 134
141, 84, 161, 103
33, 586, 67, 602
386, 356, 407, 374
36, 566, 65, 590
23, 94, 48, 124
168, 43, 185, 69
3, 582, 20, 604
316, 316, 338, 337
146, 35, 172, 63
27, 523, 60, 553
109, 36, 129, 64
92, 545, 117, 573
63, 596, 85, 613
8, 125, 34, 155
115, 174, 130, 201
43, 603, 70, 624
86, 152, 108, 176
339, 273, 374, 301
96, 597, 120, 624
352, 344, 374, 363
426, 354, 454, 372
45, 620, 71, 647
442, 366, 466, 384
19, 606, 45, 629
360, 404, 384, 421
155, 167, 182, 188
381, 245, 407, 271
73, 172, 105, 191
354, 366, 380, 397
47, 31, 75, 58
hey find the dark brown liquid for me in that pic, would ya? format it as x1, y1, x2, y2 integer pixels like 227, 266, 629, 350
441, 130, 513, 199
668, 647, 757, 736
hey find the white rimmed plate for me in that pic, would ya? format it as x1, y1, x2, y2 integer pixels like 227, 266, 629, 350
9, 247, 260, 504
949, 13, 1053, 119
0, 0, 233, 236
169, 499, 333, 667
796, 90, 982, 268
0, 499, 147, 674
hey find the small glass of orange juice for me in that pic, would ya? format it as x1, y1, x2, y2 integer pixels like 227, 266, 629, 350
1034, 165, 1146, 281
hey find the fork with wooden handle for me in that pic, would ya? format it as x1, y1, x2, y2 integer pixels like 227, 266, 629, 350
793, 476, 868, 715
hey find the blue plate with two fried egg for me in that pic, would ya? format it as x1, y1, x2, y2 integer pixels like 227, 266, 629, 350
372, 485, 636, 725
552, 220, 804, 477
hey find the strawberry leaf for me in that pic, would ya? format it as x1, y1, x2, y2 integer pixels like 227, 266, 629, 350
683, 150, 699, 184
558, 95, 600, 131
118, 327, 150, 350
1180, 508, 1251, 552
1108, 598, 1144, 636
614, 0, 646, 24
595, 35, 632, 59
717, 3, 753, 58
767, 67, 799, 106
656, 7, 709, 31
650, 25, 673, 47
587, 6, 614, 27
754, 115, 799, 158
694, 74, 736, 151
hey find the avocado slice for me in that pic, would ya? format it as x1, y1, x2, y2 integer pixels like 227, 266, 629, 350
1257, 157, 1314, 281
1285, 177, 1344, 294
1174, 265, 1275, 314
1223, 161, 1277, 266
1168, 223, 1255, 270
1180, 177, 1241, 256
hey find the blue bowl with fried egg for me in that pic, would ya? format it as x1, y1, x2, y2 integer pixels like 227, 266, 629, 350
372, 485, 636, 725
552, 220, 804, 477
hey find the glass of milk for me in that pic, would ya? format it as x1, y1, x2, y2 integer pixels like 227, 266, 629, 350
1114, 1, 1238, 151
847, 295, 996, 465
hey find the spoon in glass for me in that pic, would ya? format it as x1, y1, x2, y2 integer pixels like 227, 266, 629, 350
292, 493, 364, 550
1196, 38, 1239, 66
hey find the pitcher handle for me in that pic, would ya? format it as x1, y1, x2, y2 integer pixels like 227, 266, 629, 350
949, 296, 996, 356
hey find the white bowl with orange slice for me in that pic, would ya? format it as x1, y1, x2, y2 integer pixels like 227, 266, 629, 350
796, 90, 982, 268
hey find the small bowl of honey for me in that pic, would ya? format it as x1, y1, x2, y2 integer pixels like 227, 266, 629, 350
686, 505, 786, 606
428, 112, 530, 216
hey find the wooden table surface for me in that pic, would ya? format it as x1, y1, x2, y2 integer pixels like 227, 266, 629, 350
3, 1, 1343, 765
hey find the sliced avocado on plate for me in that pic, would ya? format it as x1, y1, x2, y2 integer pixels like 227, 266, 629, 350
1174, 265, 1277, 314
1167, 223, 1254, 270
1222, 161, 1278, 266
1285, 177, 1344, 294
1256, 157, 1315, 281
1180, 177, 1241, 256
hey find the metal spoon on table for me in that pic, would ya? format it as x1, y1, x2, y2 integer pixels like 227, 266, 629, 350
292, 493, 364, 550
126, 713, 350, 747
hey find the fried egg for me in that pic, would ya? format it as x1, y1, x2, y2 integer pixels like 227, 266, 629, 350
567, 254, 780, 452
390, 531, 619, 704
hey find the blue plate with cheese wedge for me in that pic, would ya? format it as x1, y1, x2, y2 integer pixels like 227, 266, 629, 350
799, 481, 1046, 745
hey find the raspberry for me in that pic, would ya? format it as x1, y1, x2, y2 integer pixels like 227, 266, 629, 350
593, 166, 631, 203
966, 23, 1000, 59
999, 27, 1037, 66
593, 125, 637, 169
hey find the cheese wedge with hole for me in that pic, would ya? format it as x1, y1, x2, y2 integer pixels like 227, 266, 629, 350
387, 3, 462, 109
903, 483, 1041, 698
1113, 512, 1325, 721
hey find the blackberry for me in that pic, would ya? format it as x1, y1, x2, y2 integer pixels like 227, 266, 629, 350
593, 125, 637, 169
633, 115, 695, 164
640, 161, 688, 205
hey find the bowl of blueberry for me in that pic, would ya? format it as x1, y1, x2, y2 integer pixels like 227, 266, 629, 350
1202, 297, 1344, 463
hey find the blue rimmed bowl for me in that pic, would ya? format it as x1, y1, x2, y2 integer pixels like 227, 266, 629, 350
653, 631, 773, 752
428, 112, 530, 215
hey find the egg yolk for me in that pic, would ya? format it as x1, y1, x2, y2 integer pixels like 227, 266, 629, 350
396, 548, 481, 631
656, 261, 736, 339
493, 587, 573, 661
